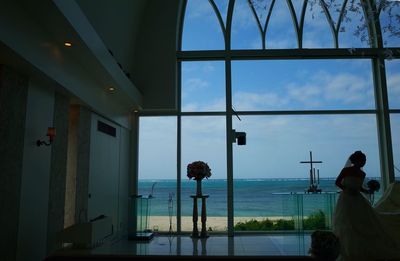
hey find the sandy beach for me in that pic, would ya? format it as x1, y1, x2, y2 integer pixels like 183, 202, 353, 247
147, 216, 293, 232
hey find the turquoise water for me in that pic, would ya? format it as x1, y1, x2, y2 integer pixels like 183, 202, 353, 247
138, 178, 382, 217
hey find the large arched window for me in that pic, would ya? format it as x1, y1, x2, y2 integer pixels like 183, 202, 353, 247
138, 0, 400, 236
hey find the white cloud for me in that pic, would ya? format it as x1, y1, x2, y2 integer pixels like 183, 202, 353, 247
303, 31, 334, 48
206, 97, 226, 111
139, 113, 380, 179
302, 4, 337, 48
182, 102, 200, 112
181, 78, 210, 108
184, 78, 209, 92
267, 0, 292, 26
186, 0, 213, 19
181, 98, 226, 112
234, 91, 289, 110
232, 70, 373, 110
286, 71, 372, 107
231, 0, 256, 30
266, 38, 296, 49
202, 62, 217, 73
287, 83, 322, 107
182, 117, 226, 141
323, 73, 368, 103
232, 114, 379, 178
182, 61, 217, 73
230, 0, 338, 49
138, 117, 177, 179
387, 74, 400, 95
250, 37, 263, 49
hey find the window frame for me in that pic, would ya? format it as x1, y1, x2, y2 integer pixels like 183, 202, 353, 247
136, 0, 400, 236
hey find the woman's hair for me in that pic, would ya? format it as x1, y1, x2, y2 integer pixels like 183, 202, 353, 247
309, 230, 340, 261
349, 150, 366, 164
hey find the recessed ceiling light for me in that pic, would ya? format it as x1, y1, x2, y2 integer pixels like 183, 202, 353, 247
64, 42, 72, 47
107, 86, 116, 93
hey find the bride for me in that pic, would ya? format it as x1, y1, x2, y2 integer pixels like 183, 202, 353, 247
332, 150, 400, 261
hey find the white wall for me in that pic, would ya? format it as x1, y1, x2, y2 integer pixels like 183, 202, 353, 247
88, 113, 130, 236
88, 114, 119, 225
15, 83, 131, 260
17, 79, 55, 261
118, 127, 130, 236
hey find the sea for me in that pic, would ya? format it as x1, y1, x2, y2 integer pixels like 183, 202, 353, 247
138, 178, 383, 217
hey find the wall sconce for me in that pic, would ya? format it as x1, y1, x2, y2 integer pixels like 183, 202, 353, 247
37, 127, 56, 146
232, 129, 246, 145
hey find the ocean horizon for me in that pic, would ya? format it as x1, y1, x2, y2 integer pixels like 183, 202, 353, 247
138, 177, 382, 217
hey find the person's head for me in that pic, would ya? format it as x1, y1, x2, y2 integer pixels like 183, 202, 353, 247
309, 230, 340, 261
349, 150, 366, 167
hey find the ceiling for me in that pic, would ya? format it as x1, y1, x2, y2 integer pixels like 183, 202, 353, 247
1, 0, 180, 127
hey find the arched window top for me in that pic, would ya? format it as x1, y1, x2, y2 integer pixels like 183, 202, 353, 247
231, 0, 263, 49
302, 0, 335, 48
180, 0, 399, 50
380, 2, 400, 47
213, 0, 230, 28
181, 0, 225, 50
264, 0, 297, 49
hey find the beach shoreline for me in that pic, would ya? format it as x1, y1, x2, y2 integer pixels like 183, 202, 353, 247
147, 216, 294, 232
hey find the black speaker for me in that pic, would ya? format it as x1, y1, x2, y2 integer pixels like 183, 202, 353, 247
236, 132, 246, 145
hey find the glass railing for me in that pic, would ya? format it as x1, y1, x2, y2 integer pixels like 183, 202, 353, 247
139, 178, 384, 233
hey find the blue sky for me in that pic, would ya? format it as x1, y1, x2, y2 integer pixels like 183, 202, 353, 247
138, 0, 400, 180
181, 59, 377, 111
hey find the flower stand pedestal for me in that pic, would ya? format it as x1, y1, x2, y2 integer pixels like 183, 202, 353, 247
128, 195, 154, 241
190, 194, 209, 238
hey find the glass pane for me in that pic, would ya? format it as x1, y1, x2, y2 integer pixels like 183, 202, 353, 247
390, 114, 400, 181
251, 0, 274, 23
214, 0, 229, 28
233, 114, 380, 231
290, 0, 305, 21
182, 0, 224, 51
380, 2, 400, 48
181, 116, 227, 232
138, 117, 177, 233
232, 59, 374, 111
181, 61, 226, 112
265, 0, 297, 49
323, 0, 346, 28
303, 1, 334, 48
387, 59, 400, 109
231, 0, 262, 49
338, 0, 370, 48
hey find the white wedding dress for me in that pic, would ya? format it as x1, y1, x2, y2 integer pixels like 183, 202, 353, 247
333, 176, 400, 261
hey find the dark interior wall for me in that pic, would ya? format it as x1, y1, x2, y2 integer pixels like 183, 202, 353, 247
65, 105, 80, 229
118, 126, 130, 237
47, 92, 70, 253
0, 65, 29, 261
74, 107, 92, 224
17, 74, 55, 261
0, 64, 71, 260
133, 0, 181, 110
76, 0, 147, 80
64, 108, 131, 240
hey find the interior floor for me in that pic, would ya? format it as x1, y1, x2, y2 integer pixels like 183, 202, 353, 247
52, 233, 313, 257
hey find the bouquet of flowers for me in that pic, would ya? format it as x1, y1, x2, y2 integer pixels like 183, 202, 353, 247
366, 179, 380, 204
367, 179, 380, 194
187, 161, 212, 180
